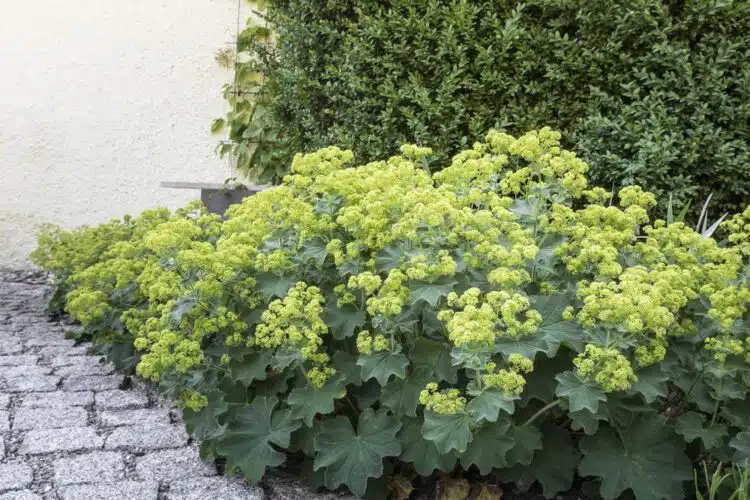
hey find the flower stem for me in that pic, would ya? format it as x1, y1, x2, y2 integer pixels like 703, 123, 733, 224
523, 399, 562, 427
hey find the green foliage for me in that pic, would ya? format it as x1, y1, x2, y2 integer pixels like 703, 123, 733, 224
227, 0, 750, 216
694, 461, 750, 500
33, 130, 750, 498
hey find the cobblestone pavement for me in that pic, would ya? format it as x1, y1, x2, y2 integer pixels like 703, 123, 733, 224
0, 270, 338, 500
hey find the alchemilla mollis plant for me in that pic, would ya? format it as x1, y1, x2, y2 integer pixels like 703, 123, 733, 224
32, 129, 750, 499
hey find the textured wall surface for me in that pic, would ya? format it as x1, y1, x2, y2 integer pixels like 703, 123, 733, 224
0, 1, 249, 267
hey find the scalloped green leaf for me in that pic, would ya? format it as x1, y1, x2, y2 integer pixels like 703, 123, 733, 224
579, 416, 691, 500
374, 245, 404, 273
169, 294, 199, 328
511, 424, 579, 498
531, 293, 584, 354
555, 371, 607, 414
270, 347, 303, 372
570, 408, 607, 436
421, 411, 473, 454
182, 390, 228, 440
331, 350, 362, 385
288, 373, 347, 426
297, 239, 328, 266
255, 272, 297, 300
675, 411, 727, 450
314, 408, 402, 497
228, 351, 271, 386
494, 334, 555, 361
721, 398, 750, 427
357, 350, 409, 386
325, 302, 367, 340
522, 352, 572, 406
217, 396, 301, 483
399, 417, 457, 476
505, 424, 543, 466
381, 366, 431, 417
407, 276, 457, 307
461, 419, 514, 474
630, 364, 668, 403
409, 337, 458, 383
729, 431, 750, 467
467, 389, 518, 423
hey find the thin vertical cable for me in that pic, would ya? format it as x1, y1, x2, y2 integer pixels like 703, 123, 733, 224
227, 0, 243, 177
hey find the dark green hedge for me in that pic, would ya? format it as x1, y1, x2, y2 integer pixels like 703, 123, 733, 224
236, 0, 750, 215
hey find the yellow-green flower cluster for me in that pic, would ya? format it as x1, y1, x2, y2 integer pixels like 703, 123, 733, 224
348, 272, 383, 296
704, 336, 750, 364
399, 144, 433, 161
439, 289, 542, 347
356, 331, 389, 354
419, 382, 466, 415
34, 129, 750, 449
574, 344, 637, 392
254, 282, 332, 387
404, 251, 456, 280
482, 354, 534, 396
366, 269, 409, 317
435, 127, 588, 199
178, 389, 209, 411
723, 205, 750, 256
548, 200, 648, 278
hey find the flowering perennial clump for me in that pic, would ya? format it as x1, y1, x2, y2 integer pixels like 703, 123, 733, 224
32, 129, 750, 499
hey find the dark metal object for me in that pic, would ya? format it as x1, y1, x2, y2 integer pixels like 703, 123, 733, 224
160, 182, 268, 215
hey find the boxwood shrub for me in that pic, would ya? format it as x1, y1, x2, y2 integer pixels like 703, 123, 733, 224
33, 130, 750, 499
226, 0, 750, 217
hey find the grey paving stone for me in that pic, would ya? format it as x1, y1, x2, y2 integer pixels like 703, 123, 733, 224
49, 355, 95, 368
105, 424, 188, 451
0, 438, 5, 460
135, 447, 214, 482
13, 406, 88, 431
2, 374, 60, 392
24, 335, 73, 347
57, 481, 158, 500
0, 411, 8, 432
19, 427, 103, 455
55, 363, 113, 377
0, 491, 43, 500
63, 375, 122, 391
36, 345, 88, 358
2, 366, 52, 378
0, 355, 38, 366
95, 390, 148, 410
0, 463, 33, 492
98, 408, 170, 427
20, 391, 93, 408
0, 491, 39, 500
11, 315, 42, 326
53, 451, 125, 485
265, 479, 351, 500
0, 342, 23, 355
166, 477, 263, 500
0, 393, 8, 409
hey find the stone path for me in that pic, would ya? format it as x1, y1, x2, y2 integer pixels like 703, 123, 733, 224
0, 270, 329, 500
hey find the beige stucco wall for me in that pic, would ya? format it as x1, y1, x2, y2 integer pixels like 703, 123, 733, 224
0, 1, 252, 267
